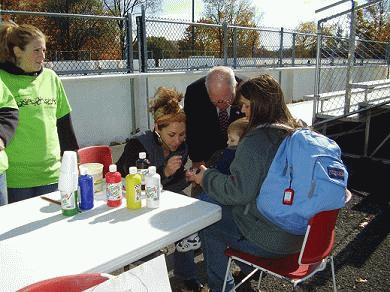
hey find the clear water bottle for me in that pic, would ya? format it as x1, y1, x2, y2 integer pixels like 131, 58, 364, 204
145, 166, 161, 208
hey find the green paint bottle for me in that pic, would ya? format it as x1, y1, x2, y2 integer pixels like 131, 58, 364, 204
59, 151, 79, 216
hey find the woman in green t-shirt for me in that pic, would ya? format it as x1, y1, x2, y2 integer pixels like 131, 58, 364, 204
0, 22, 79, 203
0, 81, 18, 205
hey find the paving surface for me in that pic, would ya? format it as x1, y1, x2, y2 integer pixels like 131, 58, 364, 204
166, 190, 389, 292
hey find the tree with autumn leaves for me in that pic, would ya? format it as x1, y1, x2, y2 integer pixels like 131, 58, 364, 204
1, 0, 120, 60
1, 0, 388, 62
178, 0, 260, 58
294, 1, 390, 60
1, 0, 161, 60
355, 1, 390, 59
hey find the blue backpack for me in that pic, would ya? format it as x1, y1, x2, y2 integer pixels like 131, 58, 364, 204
256, 126, 348, 235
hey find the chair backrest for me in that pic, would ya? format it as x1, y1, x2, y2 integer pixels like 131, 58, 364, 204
78, 145, 113, 176
298, 209, 340, 265
19, 273, 110, 292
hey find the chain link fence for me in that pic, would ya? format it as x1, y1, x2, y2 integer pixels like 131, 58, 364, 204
139, 18, 226, 71
0, 10, 132, 75
139, 15, 333, 72
1, 2, 389, 79
314, 0, 390, 118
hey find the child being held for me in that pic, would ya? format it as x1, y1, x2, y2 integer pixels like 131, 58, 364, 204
207, 117, 248, 175
176, 118, 248, 253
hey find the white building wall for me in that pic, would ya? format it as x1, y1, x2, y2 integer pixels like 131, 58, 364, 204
60, 65, 387, 147
61, 74, 134, 147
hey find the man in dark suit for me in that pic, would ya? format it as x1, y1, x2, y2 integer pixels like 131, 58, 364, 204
184, 66, 244, 169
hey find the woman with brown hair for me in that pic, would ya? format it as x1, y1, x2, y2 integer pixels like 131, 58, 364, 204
188, 74, 304, 291
117, 86, 188, 192
0, 22, 78, 203
117, 87, 203, 291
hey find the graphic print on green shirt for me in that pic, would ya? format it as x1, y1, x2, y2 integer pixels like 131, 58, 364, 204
0, 68, 71, 187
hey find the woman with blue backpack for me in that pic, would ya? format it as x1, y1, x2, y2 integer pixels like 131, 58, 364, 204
188, 74, 313, 292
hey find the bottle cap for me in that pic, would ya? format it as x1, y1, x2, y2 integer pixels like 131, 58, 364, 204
109, 164, 117, 172
139, 152, 146, 159
148, 166, 156, 174
80, 167, 88, 175
59, 151, 78, 192
61, 151, 78, 173
129, 166, 137, 174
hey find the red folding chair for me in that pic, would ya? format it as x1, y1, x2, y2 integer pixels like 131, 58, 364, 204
18, 273, 111, 292
222, 209, 340, 292
78, 145, 113, 177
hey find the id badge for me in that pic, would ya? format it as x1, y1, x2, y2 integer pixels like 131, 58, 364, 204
283, 188, 294, 205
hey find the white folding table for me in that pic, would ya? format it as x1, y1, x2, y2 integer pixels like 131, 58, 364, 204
0, 190, 221, 291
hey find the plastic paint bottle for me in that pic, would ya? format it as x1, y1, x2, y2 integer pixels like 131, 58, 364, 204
145, 166, 161, 208
105, 164, 122, 207
59, 151, 79, 216
126, 166, 142, 210
78, 168, 94, 211
136, 152, 150, 192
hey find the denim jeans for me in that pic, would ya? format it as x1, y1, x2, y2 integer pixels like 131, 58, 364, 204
199, 195, 279, 292
0, 172, 7, 206
173, 249, 197, 280
8, 183, 58, 204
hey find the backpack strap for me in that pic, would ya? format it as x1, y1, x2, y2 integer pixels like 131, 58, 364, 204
257, 123, 300, 187
287, 129, 317, 197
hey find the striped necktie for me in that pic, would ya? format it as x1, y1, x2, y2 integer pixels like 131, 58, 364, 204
218, 109, 229, 134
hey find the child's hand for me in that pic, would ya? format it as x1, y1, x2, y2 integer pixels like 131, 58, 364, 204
193, 165, 207, 186
191, 161, 205, 169
186, 167, 199, 183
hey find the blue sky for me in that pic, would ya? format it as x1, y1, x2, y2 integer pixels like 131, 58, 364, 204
255, 0, 357, 29
159, 0, 365, 29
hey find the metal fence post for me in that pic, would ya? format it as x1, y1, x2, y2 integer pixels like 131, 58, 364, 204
191, 0, 195, 56
223, 22, 228, 66
126, 13, 133, 73
136, 6, 147, 73
387, 42, 390, 78
141, 5, 147, 73
292, 33, 296, 66
279, 27, 284, 66
136, 16, 143, 72
345, 0, 356, 115
313, 22, 323, 124
233, 27, 237, 69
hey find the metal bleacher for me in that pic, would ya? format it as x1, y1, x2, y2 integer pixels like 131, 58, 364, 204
312, 79, 390, 161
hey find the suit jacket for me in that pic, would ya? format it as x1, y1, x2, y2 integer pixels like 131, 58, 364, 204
184, 76, 244, 163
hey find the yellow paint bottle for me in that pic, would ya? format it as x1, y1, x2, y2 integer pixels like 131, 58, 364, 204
126, 166, 142, 209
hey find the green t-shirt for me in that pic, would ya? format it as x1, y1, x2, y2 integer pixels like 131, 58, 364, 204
0, 68, 71, 188
0, 81, 18, 174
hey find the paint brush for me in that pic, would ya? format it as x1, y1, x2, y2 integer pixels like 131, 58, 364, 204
40, 196, 61, 206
